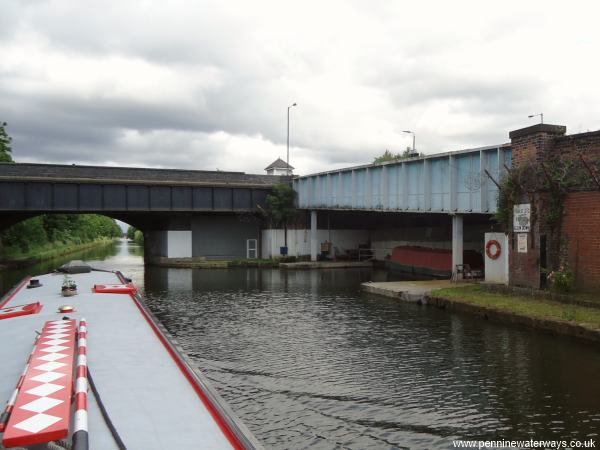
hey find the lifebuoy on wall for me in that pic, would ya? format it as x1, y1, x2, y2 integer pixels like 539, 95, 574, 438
485, 239, 501, 260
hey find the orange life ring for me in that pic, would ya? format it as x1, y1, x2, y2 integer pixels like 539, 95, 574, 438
486, 240, 501, 260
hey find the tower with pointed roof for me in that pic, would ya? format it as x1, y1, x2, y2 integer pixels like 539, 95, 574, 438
264, 158, 294, 175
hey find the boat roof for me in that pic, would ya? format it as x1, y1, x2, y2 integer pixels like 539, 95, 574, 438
0, 269, 262, 449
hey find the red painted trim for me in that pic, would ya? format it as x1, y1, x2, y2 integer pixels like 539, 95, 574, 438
0, 302, 43, 321
115, 273, 245, 450
74, 392, 87, 411
2, 320, 77, 448
92, 283, 137, 294
0, 277, 31, 309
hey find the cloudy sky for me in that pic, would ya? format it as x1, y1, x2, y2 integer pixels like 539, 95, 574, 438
1, 0, 599, 175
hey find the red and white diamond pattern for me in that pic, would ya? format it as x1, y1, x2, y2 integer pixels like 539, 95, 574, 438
2, 320, 76, 448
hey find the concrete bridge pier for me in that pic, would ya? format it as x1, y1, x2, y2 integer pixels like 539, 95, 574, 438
142, 213, 262, 263
451, 214, 463, 277
310, 210, 318, 262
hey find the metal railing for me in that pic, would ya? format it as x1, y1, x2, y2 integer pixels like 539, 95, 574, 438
358, 248, 375, 261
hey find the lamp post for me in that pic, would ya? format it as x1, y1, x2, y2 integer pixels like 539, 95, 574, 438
403, 130, 416, 152
287, 103, 297, 175
528, 113, 544, 124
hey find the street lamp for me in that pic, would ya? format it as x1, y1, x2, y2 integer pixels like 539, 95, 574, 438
287, 102, 297, 175
528, 113, 544, 124
403, 130, 416, 152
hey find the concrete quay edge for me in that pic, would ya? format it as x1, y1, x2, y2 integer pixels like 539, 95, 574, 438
280, 261, 373, 270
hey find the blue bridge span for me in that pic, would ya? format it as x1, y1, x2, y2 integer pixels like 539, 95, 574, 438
293, 143, 512, 266
294, 144, 512, 214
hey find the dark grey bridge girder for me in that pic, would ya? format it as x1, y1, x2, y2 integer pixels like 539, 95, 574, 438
0, 182, 272, 212
0, 163, 289, 218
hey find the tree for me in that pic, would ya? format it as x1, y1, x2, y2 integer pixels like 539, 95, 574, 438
0, 214, 122, 257
126, 226, 136, 240
0, 217, 47, 252
265, 183, 296, 247
0, 122, 14, 163
133, 230, 144, 246
126, 226, 143, 245
373, 148, 424, 164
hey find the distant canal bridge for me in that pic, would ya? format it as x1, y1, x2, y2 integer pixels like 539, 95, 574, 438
0, 163, 288, 261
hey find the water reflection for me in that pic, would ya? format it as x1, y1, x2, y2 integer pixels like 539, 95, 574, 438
144, 267, 600, 449
0, 240, 144, 295
1, 242, 599, 449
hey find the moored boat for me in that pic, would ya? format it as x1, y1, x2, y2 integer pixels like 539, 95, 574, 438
387, 245, 484, 278
0, 261, 263, 450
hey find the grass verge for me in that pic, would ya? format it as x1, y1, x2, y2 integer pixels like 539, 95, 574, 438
0, 238, 117, 268
432, 284, 600, 331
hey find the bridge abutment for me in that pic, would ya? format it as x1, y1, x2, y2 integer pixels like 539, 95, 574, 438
143, 213, 262, 264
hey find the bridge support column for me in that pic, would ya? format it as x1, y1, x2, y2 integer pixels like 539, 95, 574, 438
310, 210, 318, 262
452, 214, 463, 278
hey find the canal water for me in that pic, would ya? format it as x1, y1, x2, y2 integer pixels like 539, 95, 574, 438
1, 240, 599, 449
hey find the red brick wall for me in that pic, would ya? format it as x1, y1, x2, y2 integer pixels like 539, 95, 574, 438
561, 192, 600, 291
508, 124, 600, 290
509, 124, 566, 167
552, 130, 600, 161
509, 222, 540, 289
509, 238, 540, 288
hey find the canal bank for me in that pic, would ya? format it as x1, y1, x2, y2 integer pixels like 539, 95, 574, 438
0, 237, 120, 270
362, 281, 600, 344
147, 256, 373, 270
147, 257, 284, 268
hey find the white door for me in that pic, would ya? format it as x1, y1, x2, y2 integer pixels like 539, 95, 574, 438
484, 232, 508, 284
247, 239, 257, 259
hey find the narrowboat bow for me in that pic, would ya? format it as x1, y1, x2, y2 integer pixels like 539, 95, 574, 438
0, 261, 263, 450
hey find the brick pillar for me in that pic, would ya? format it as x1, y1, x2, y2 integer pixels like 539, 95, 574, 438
509, 124, 566, 168
507, 124, 566, 288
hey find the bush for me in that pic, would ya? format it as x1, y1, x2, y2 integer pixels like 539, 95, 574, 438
133, 230, 144, 246
547, 267, 574, 293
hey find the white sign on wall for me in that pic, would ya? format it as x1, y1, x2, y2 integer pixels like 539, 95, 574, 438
513, 204, 531, 232
517, 233, 528, 253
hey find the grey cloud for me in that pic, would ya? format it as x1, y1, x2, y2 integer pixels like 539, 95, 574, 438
1, 1, 385, 159
0, 3, 20, 39
381, 70, 543, 113
1, 0, 598, 176
23, 1, 262, 67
